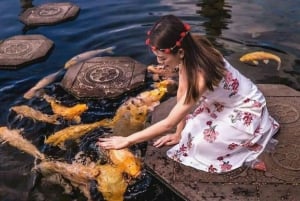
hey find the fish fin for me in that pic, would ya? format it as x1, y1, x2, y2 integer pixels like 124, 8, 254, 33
105, 46, 115, 54
263, 59, 269, 64
73, 116, 81, 124
252, 60, 259, 65
147, 101, 160, 111
277, 62, 281, 71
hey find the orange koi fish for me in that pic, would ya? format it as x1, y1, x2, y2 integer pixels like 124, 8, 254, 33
43, 94, 88, 123
44, 119, 110, 148
96, 148, 141, 201
10, 105, 60, 125
35, 148, 141, 201
0, 126, 45, 160
239, 51, 281, 70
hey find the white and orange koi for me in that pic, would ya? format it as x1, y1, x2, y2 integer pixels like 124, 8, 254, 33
10, 105, 60, 125
239, 51, 281, 70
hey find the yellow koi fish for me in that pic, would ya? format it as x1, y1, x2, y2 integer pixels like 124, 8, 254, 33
43, 94, 88, 123
10, 105, 60, 125
96, 148, 141, 201
23, 46, 115, 99
35, 148, 141, 201
44, 119, 110, 148
239, 51, 281, 70
0, 126, 45, 160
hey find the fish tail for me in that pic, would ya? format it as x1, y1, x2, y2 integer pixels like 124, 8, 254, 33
277, 61, 281, 71
103, 46, 115, 55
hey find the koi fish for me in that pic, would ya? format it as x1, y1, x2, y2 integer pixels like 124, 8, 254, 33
10, 105, 60, 125
23, 46, 115, 99
96, 148, 141, 201
64, 46, 115, 68
239, 51, 281, 70
147, 64, 179, 81
108, 79, 175, 136
35, 148, 141, 201
44, 119, 111, 148
0, 126, 45, 160
35, 160, 100, 201
109, 148, 141, 178
43, 94, 88, 123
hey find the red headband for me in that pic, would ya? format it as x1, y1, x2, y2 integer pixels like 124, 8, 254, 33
146, 23, 191, 54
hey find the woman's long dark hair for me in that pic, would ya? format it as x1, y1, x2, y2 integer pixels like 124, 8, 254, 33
148, 15, 226, 104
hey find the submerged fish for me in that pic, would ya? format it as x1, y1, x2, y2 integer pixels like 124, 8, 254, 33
35, 148, 141, 201
23, 71, 62, 99
23, 46, 115, 99
64, 46, 115, 68
97, 148, 141, 201
36, 160, 100, 201
239, 51, 281, 70
44, 79, 176, 146
0, 126, 45, 160
43, 94, 88, 123
108, 148, 141, 178
10, 105, 60, 125
45, 119, 111, 148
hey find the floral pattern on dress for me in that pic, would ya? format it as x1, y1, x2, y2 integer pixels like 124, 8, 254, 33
203, 120, 219, 143
169, 133, 194, 162
243, 98, 262, 108
216, 155, 233, 172
229, 110, 255, 126
222, 71, 239, 97
242, 141, 263, 152
208, 164, 217, 173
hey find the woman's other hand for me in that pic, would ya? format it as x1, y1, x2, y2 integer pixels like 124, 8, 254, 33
153, 133, 180, 148
98, 136, 130, 150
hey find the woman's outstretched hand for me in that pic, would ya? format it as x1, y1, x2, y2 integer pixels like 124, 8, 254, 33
153, 133, 180, 148
97, 136, 130, 150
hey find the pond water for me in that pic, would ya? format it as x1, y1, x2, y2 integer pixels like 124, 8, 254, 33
0, 0, 299, 201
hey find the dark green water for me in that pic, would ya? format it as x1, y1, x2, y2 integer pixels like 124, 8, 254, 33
0, 0, 299, 201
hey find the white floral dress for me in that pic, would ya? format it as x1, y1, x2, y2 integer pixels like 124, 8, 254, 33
166, 59, 280, 173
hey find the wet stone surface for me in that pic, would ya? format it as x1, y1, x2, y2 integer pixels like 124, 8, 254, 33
19, 2, 80, 26
0, 35, 53, 69
145, 84, 300, 201
61, 56, 146, 99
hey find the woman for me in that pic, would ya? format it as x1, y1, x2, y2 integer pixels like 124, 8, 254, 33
98, 15, 280, 173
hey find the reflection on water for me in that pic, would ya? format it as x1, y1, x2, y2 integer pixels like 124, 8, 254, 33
196, 0, 231, 38
0, 0, 300, 200
19, 0, 33, 13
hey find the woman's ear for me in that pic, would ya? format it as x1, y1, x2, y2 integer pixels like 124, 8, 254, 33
178, 49, 184, 59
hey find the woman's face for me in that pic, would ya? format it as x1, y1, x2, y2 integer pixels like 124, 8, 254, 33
152, 49, 181, 68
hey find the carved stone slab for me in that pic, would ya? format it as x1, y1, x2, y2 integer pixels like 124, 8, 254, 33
0, 35, 53, 69
19, 2, 80, 26
61, 56, 146, 99
146, 84, 300, 200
